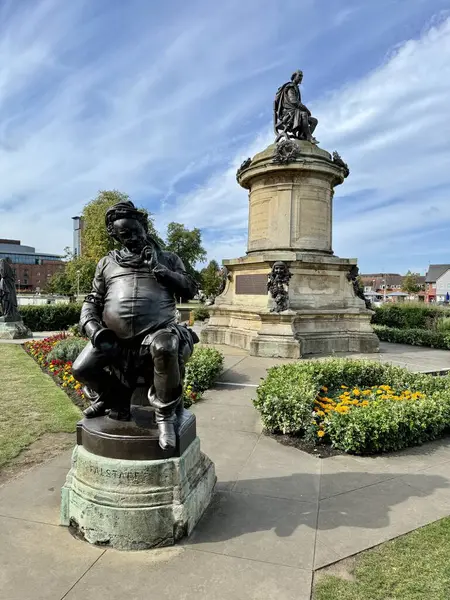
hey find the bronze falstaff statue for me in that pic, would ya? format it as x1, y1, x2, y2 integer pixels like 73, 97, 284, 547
72, 201, 199, 451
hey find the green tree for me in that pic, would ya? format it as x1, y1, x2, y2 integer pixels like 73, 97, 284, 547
201, 260, 222, 297
165, 222, 206, 281
81, 189, 162, 262
402, 271, 422, 294
45, 248, 96, 296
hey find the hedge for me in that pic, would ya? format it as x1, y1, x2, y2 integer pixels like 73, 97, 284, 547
20, 304, 82, 332
373, 324, 450, 350
254, 358, 450, 454
372, 303, 450, 330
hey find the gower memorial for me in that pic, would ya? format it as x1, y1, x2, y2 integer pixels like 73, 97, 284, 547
202, 70, 379, 358
61, 201, 215, 549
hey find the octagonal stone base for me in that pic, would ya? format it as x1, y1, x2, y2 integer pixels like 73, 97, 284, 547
0, 320, 33, 339
61, 438, 216, 550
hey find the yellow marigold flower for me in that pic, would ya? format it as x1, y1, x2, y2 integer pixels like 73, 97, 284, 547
317, 430, 325, 438
361, 400, 369, 407
341, 385, 348, 389
352, 389, 361, 396
376, 390, 383, 395
321, 386, 328, 392
316, 410, 325, 417
362, 390, 371, 396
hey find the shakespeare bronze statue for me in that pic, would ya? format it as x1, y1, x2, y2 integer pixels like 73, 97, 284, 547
72, 201, 199, 452
0, 259, 21, 322
267, 261, 292, 312
274, 70, 319, 144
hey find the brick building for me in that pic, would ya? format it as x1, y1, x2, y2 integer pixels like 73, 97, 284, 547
0, 239, 64, 292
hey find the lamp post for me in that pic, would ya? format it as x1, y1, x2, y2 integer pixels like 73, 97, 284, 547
17, 279, 20, 294
76, 270, 81, 298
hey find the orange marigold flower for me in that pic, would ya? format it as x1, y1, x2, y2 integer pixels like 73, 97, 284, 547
317, 430, 325, 438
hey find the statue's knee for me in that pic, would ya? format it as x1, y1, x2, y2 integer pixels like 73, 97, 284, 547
151, 333, 179, 363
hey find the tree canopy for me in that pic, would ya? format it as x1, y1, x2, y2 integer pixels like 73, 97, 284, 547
402, 271, 423, 294
165, 222, 207, 281
200, 260, 222, 297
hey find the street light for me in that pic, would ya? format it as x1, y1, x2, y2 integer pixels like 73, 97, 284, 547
76, 270, 81, 298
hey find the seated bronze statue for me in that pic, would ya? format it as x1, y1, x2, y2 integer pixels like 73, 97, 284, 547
72, 200, 199, 451
274, 70, 319, 144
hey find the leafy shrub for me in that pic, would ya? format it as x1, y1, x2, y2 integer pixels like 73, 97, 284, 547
20, 304, 82, 332
254, 358, 450, 454
47, 337, 88, 363
371, 303, 449, 330
67, 323, 84, 337
373, 325, 450, 349
192, 306, 210, 322
436, 317, 450, 334
326, 391, 450, 454
184, 347, 224, 407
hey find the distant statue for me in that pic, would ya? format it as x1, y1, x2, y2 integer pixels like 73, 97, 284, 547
0, 259, 21, 322
267, 262, 292, 312
346, 265, 371, 309
274, 70, 319, 144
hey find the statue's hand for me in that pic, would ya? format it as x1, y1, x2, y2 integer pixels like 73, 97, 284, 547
92, 328, 120, 359
141, 246, 158, 270
152, 263, 169, 279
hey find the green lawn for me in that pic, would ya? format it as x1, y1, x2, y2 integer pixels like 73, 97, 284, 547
314, 518, 450, 600
0, 345, 81, 470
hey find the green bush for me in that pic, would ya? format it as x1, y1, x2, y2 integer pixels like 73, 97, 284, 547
326, 391, 450, 454
20, 304, 82, 332
372, 303, 450, 330
192, 306, 210, 322
47, 337, 88, 363
254, 358, 450, 454
373, 325, 450, 349
183, 347, 224, 407
436, 317, 450, 333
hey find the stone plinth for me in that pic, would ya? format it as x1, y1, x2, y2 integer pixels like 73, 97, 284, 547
61, 438, 215, 550
0, 320, 32, 339
61, 407, 216, 550
202, 140, 379, 358
239, 140, 343, 255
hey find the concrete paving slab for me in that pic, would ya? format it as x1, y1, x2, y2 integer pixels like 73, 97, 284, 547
401, 462, 450, 506
202, 383, 258, 407
188, 490, 317, 569
233, 436, 321, 502
320, 439, 450, 499
0, 515, 104, 600
191, 401, 262, 434
316, 475, 450, 565
0, 464, 68, 525
219, 355, 292, 385
196, 426, 259, 490
313, 539, 342, 570
64, 546, 312, 600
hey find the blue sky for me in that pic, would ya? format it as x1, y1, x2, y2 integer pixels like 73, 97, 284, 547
1, 0, 450, 274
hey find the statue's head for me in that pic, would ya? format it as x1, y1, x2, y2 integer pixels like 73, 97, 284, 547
291, 70, 303, 84
272, 261, 288, 277
105, 201, 149, 254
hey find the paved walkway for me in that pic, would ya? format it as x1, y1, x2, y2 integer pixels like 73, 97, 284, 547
1, 343, 450, 599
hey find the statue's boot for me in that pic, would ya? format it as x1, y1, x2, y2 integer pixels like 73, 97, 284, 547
148, 387, 181, 452
82, 387, 108, 418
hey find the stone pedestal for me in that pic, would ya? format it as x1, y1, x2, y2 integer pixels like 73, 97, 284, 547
61, 407, 216, 550
201, 140, 379, 358
0, 319, 32, 340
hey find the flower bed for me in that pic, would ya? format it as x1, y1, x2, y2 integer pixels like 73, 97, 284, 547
24, 334, 224, 410
24, 334, 88, 409
254, 358, 450, 455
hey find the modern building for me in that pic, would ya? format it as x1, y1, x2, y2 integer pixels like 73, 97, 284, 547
425, 264, 450, 303
72, 216, 84, 257
0, 238, 64, 292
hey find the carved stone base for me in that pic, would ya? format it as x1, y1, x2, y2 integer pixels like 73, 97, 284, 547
61, 437, 216, 550
201, 251, 379, 358
0, 320, 33, 340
